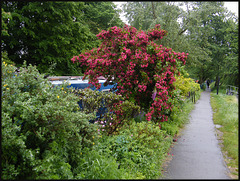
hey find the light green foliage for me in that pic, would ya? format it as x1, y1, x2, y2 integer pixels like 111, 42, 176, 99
73, 147, 134, 179
209, 81, 216, 91
1, 8, 15, 65
1, 8, 12, 37
173, 74, 200, 97
210, 92, 238, 177
96, 120, 172, 179
123, 2, 238, 86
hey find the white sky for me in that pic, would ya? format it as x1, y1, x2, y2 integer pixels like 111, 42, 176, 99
224, 1, 239, 17
113, 1, 239, 24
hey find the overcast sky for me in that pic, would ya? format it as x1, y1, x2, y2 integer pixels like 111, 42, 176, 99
113, 1, 239, 24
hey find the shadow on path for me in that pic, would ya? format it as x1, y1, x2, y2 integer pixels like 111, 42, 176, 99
160, 91, 231, 179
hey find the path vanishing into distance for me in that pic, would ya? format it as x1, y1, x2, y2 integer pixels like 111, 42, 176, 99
160, 89, 231, 179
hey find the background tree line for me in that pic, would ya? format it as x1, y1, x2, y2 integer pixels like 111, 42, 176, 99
2, 1, 238, 86
123, 1, 238, 87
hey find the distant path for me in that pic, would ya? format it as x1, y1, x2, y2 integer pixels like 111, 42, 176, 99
161, 90, 231, 179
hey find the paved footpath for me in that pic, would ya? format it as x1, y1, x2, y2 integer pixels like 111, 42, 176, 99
161, 90, 231, 179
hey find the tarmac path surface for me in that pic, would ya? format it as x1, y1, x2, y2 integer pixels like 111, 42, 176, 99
161, 90, 231, 179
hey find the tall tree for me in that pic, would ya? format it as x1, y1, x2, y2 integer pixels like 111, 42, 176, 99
221, 19, 238, 86
182, 2, 224, 83
180, 2, 238, 86
123, 1, 238, 87
122, 1, 210, 82
1, 8, 14, 65
123, 2, 185, 50
2, 1, 123, 75
82, 2, 124, 34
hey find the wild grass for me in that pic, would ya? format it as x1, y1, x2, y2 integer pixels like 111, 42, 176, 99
210, 91, 238, 178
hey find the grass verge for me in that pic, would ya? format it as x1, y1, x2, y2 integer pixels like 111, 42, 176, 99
210, 92, 238, 179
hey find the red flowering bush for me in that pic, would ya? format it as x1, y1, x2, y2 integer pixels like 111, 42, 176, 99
71, 24, 188, 123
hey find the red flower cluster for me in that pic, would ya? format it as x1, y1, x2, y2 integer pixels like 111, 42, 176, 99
71, 24, 188, 123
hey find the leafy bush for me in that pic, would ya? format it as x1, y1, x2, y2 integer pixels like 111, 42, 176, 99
201, 83, 206, 90
2, 61, 98, 179
96, 120, 172, 179
209, 81, 215, 90
173, 74, 200, 98
73, 147, 136, 179
72, 88, 140, 135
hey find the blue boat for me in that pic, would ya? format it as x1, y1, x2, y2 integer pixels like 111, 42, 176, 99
50, 78, 115, 92
49, 77, 116, 122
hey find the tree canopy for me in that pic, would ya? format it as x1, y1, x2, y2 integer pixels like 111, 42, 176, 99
1, 1, 123, 75
123, 1, 238, 86
2, 1, 238, 86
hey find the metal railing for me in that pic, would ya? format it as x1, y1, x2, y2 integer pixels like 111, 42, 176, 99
226, 85, 238, 95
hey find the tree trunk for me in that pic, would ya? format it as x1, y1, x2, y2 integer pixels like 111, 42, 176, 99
151, 2, 157, 20
216, 75, 220, 95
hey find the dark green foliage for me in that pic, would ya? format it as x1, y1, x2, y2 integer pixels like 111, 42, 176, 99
218, 20, 238, 86
82, 2, 124, 34
1, 1, 123, 75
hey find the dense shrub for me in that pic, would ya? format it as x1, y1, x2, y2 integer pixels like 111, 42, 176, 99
72, 88, 140, 135
201, 83, 206, 90
173, 74, 200, 98
1, 61, 141, 179
1, 61, 99, 179
96, 120, 172, 179
73, 147, 137, 179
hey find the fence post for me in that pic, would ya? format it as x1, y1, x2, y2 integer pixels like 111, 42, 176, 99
194, 91, 195, 103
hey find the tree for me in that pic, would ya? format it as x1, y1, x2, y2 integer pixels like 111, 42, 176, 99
1, 8, 15, 65
181, 2, 223, 84
2, 1, 123, 75
122, 1, 238, 87
194, 2, 238, 88
122, 1, 210, 83
221, 19, 238, 86
71, 24, 188, 123
82, 2, 124, 34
